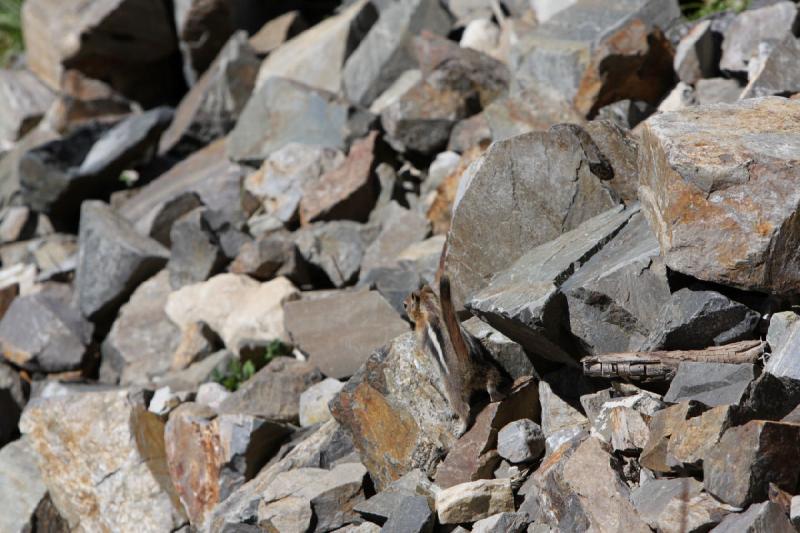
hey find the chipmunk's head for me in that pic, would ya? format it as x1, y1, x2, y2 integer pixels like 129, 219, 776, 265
403, 285, 439, 326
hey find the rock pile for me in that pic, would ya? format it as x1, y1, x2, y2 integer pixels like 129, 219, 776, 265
3, 0, 800, 531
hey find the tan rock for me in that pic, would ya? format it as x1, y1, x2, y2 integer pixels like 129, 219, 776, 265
667, 405, 732, 470
640, 401, 705, 473
435, 479, 515, 524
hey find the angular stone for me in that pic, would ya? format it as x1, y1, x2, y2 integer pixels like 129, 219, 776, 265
343, 0, 452, 106
704, 420, 800, 507
284, 290, 408, 379
720, 2, 798, 73
497, 419, 545, 463
664, 362, 756, 407
167, 208, 225, 289
360, 202, 429, 277
632, 478, 729, 533
0, 69, 54, 151
562, 211, 670, 354
248, 11, 307, 57
765, 311, 800, 379
640, 401, 705, 473
0, 437, 50, 533
583, 119, 640, 203
736, 372, 800, 423
165, 274, 299, 354
381, 495, 434, 533
472, 512, 529, 533
539, 368, 592, 452
483, 87, 585, 142
255, 0, 377, 94
75, 201, 169, 320
595, 99, 654, 130
295, 221, 376, 287
19, 389, 185, 531
674, 20, 716, 84
165, 402, 291, 529
468, 205, 635, 364
229, 232, 309, 285
743, 33, 800, 99
101, 270, 180, 385
463, 317, 534, 381
258, 495, 313, 533
436, 479, 515, 524
300, 378, 345, 427
217, 357, 323, 423
695, 78, 743, 105
0, 288, 92, 373
354, 469, 435, 524
228, 77, 374, 165
446, 125, 619, 309
667, 405, 732, 470
713, 501, 794, 533
638, 97, 800, 293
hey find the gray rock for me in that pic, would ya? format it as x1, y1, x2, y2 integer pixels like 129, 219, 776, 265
229, 232, 309, 285
167, 208, 225, 289
463, 317, 534, 380
227, 76, 374, 165
539, 368, 592, 451
0, 363, 25, 446
0, 69, 54, 151
342, 0, 452, 106
712, 501, 794, 532
765, 311, 800, 379
295, 221, 377, 287
354, 469, 435, 524
664, 363, 756, 407
472, 512, 529, 533
791, 495, 800, 529
0, 437, 49, 533
595, 100, 655, 131
284, 290, 409, 379
742, 33, 800, 98
483, 87, 585, 143
359, 202, 429, 278
0, 288, 92, 373
445, 124, 620, 310
381, 495, 434, 533
720, 1, 799, 73
435, 479, 515, 525
100, 270, 181, 385
695, 77, 744, 105
497, 419, 545, 464
300, 378, 344, 427
75, 201, 169, 320
674, 20, 716, 84
358, 264, 425, 317
468, 205, 636, 364
562, 211, 670, 354
632, 478, 729, 532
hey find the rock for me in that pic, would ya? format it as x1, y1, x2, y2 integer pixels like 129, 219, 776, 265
583, 119, 641, 203
196, 382, 230, 410
331, 332, 463, 489
227, 76, 374, 165
100, 270, 181, 385
0, 205, 36, 244
435, 479, 515, 525
257, 495, 312, 533
354, 469, 436, 524
295, 221, 376, 287
539, 369, 592, 452
229, 232, 309, 285
595, 99, 654, 130
483, 87, 586, 142
497, 419, 545, 463
468, 205, 636, 364
22, 0, 182, 105
645, 289, 760, 350
160, 32, 260, 155
766, 311, 800, 379
463, 317, 534, 381
712, 501, 794, 532
342, 0, 452, 106
792, 496, 800, 528
472, 512, 529, 533
632, 478, 730, 533
255, 0, 377, 94
19, 388, 186, 531
742, 33, 800, 98
0, 363, 25, 446
638, 97, 800, 292
736, 372, 800, 423
460, 19, 500, 56
155, 349, 234, 392
75, 200, 169, 320
359, 202, 429, 277
0, 437, 50, 533
284, 290, 408, 379
167, 208, 225, 289
248, 11, 307, 57
512, 0, 679, 116
299, 131, 385, 225
381, 495, 434, 533
148, 386, 192, 416
300, 378, 345, 427
168, 322, 222, 373
358, 264, 425, 318
663, 362, 756, 406
720, 2, 798, 73
448, 112, 492, 152
595, 403, 652, 454
530, 0, 578, 22
658, 81, 696, 112
244, 143, 344, 226
704, 420, 800, 507
561, 211, 670, 354
0, 288, 92, 373
445, 125, 620, 310
165, 274, 299, 354
165, 402, 292, 528
674, 20, 716, 84
0, 69, 54, 151
667, 405, 732, 470
695, 78, 743, 105
640, 401, 705, 473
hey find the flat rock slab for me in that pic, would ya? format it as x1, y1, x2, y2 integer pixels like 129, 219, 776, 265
663, 362, 756, 407
284, 290, 408, 379
766, 311, 800, 380
632, 477, 729, 532
435, 479, 515, 525
638, 97, 800, 293
713, 501, 794, 533
720, 1, 798, 73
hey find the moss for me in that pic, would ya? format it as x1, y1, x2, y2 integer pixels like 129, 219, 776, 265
0, 0, 23, 67
682, 0, 749, 20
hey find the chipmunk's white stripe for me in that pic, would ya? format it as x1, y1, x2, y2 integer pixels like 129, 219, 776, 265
427, 324, 449, 374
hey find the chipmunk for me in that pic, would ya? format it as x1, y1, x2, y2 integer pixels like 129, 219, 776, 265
404, 274, 507, 431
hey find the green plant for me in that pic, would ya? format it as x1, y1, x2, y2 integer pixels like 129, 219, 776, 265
0, 0, 23, 67
211, 340, 292, 391
681, 0, 749, 20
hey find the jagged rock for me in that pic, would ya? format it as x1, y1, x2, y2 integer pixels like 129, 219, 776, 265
160, 32, 260, 155
249, 11, 307, 56
19, 388, 186, 531
342, 0, 452, 106
155, 349, 233, 392
460, 19, 500, 56
255, 0, 377, 94
229, 232, 309, 285
704, 420, 800, 507
472, 512, 529, 533
227, 76, 374, 165
736, 372, 800, 423
359, 202, 429, 277
632, 478, 730, 533
593, 393, 664, 454
75, 200, 168, 320
530, 0, 578, 22
165, 274, 299, 354
169, 322, 222, 373
295, 221, 376, 287
22, 0, 182, 105
640, 401, 705, 473
445, 125, 620, 310
0, 69, 54, 151
100, 270, 181, 385
359, 265, 425, 318
743, 33, 800, 99
300, 378, 344, 427
483, 87, 585, 142
448, 112, 491, 152
583, 119, 640, 203
299, 132, 384, 225
765, 311, 800, 379
713, 501, 794, 532
331, 332, 463, 489
244, 143, 344, 226
258, 495, 312, 533
0, 437, 51, 533
638, 97, 800, 292
694, 78, 743, 105
512, 0, 679, 116
667, 405, 732, 470
0, 288, 92, 373
674, 20, 716, 84
463, 318, 534, 380
663, 362, 756, 406
354, 469, 436, 524
645, 289, 760, 350
167, 207, 225, 289
165, 402, 292, 528
0, 206, 35, 244
468, 205, 635, 364
217, 357, 323, 423
284, 290, 408, 379
497, 419, 545, 464
539, 368, 592, 453
381, 495, 434, 533
435, 479, 515, 524
196, 382, 230, 410
562, 211, 670, 354
720, 2, 799, 73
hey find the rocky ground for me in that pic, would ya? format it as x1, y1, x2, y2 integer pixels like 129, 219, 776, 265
2, 0, 800, 531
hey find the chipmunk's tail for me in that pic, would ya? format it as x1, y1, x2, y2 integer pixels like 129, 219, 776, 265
439, 274, 470, 368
